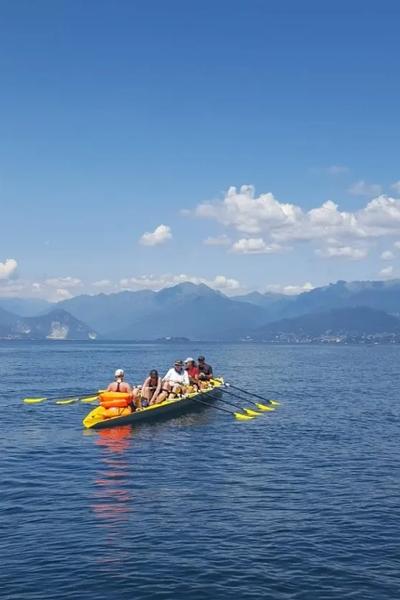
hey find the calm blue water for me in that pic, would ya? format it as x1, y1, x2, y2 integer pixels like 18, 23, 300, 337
1, 341, 399, 600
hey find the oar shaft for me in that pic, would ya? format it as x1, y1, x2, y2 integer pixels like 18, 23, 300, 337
206, 391, 245, 411
226, 383, 273, 404
192, 396, 238, 415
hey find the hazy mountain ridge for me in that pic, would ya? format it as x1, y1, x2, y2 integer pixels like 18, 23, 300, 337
4, 279, 400, 341
251, 307, 400, 342
0, 307, 96, 340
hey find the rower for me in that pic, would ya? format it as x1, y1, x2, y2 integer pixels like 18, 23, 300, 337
107, 369, 140, 409
160, 360, 190, 399
197, 356, 213, 381
184, 357, 200, 389
142, 369, 162, 405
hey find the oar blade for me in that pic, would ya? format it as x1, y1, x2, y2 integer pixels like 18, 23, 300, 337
234, 412, 253, 421
244, 408, 262, 416
256, 403, 275, 411
56, 398, 79, 405
80, 395, 99, 403
269, 400, 280, 406
23, 397, 47, 404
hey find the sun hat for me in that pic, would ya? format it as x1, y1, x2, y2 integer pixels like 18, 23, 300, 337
184, 357, 194, 363
174, 360, 184, 366
115, 368, 124, 377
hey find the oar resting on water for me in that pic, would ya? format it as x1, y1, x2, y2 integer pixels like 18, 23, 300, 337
23, 392, 100, 405
191, 394, 254, 421
205, 390, 263, 417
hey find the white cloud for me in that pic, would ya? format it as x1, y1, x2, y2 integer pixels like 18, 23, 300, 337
92, 279, 112, 288
394, 241, 400, 250
391, 181, 400, 194
195, 185, 302, 235
54, 288, 73, 300
379, 266, 393, 278
203, 234, 231, 246
192, 186, 400, 246
45, 276, 82, 288
139, 224, 172, 246
316, 246, 368, 260
348, 180, 382, 197
381, 250, 394, 261
231, 238, 283, 255
119, 273, 241, 293
0, 258, 18, 280
264, 282, 314, 295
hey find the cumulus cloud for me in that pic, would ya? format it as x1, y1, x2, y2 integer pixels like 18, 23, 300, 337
316, 246, 368, 260
119, 273, 241, 293
381, 250, 394, 261
192, 185, 400, 249
0, 258, 18, 280
391, 181, 400, 194
348, 180, 382, 197
394, 241, 400, 250
140, 224, 172, 246
231, 238, 283, 255
203, 234, 231, 246
380, 266, 393, 278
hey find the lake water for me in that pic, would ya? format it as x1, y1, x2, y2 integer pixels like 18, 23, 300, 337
1, 341, 399, 600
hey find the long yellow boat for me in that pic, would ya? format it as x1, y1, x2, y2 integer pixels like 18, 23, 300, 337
83, 378, 224, 429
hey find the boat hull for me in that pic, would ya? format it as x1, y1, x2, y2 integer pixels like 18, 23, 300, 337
83, 381, 224, 430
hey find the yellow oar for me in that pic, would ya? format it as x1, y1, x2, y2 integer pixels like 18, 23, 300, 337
192, 395, 254, 420
225, 384, 280, 409
24, 392, 100, 405
206, 391, 263, 417
56, 395, 99, 405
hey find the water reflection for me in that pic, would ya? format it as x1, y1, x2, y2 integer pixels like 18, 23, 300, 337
91, 426, 133, 530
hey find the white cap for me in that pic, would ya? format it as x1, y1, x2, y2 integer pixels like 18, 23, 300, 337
184, 357, 194, 363
114, 368, 124, 378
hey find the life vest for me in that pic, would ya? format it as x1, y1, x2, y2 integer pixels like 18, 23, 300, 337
99, 391, 132, 409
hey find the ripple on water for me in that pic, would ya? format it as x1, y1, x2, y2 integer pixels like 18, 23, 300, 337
1, 342, 399, 600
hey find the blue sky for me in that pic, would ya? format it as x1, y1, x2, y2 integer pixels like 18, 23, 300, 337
1, 0, 400, 300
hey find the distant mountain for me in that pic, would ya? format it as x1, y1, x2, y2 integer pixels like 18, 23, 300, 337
59, 290, 157, 334
60, 282, 269, 340
6, 278, 400, 342
0, 297, 52, 317
108, 283, 268, 341
277, 280, 400, 320
251, 306, 400, 342
232, 291, 289, 308
0, 307, 96, 340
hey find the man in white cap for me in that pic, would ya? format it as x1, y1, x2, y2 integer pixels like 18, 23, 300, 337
106, 369, 141, 408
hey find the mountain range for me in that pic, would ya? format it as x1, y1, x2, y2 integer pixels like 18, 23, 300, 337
3, 279, 400, 341
0, 307, 96, 340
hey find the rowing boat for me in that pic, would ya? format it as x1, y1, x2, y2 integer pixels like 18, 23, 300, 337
82, 378, 224, 429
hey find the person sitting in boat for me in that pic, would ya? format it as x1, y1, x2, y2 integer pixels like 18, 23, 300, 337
160, 360, 190, 399
197, 356, 213, 382
107, 369, 141, 409
184, 357, 200, 389
142, 369, 162, 406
